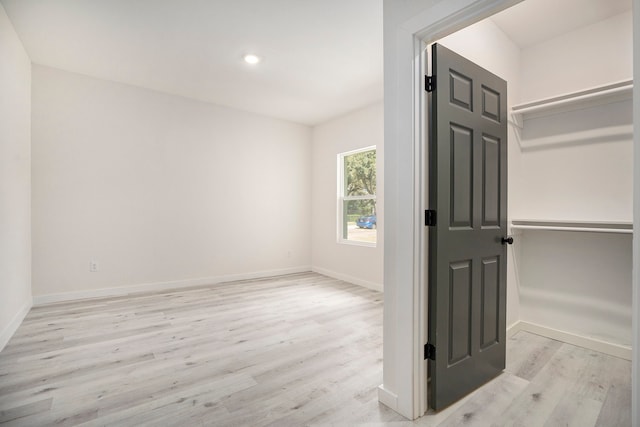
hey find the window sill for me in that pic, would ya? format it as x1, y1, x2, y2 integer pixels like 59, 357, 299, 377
338, 239, 377, 248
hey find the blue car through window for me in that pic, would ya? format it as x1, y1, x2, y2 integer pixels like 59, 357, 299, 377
356, 215, 377, 229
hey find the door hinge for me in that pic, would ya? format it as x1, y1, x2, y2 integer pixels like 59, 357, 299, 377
425, 75, 435, 92
424, 343, 436, 361
425, 209, 437, 227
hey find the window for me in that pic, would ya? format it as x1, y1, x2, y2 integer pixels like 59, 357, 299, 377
338, 146, 377, 245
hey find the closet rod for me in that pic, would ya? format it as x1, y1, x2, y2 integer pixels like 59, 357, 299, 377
510, 224, 633, 234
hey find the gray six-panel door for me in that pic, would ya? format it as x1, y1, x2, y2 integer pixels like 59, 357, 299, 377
428, 43, 508, 411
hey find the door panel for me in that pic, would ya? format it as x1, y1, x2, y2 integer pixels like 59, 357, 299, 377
450, 71, 473, 111
428, 43, 508, 410
480, 256, 499, 349
481, 85, 501, 122
482, 134, 501, 227
449, 260, 472, 365
450, 125, 473, 228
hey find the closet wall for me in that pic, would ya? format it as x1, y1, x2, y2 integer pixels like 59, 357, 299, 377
513, 10, 633, 352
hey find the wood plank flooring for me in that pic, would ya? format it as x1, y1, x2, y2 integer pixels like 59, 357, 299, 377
0, 272, 631, 426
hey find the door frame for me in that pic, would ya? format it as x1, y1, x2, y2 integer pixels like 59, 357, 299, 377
380, 0, 638, 421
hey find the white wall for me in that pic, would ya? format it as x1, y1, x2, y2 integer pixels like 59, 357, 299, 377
519, 11, 633, 103
31, 65, 312, 301
0, 3, 32, 351
311, 102, 384, 290
517, 102, 633, 222
381, 0, 444, 417
516, 11, 633, 221
519, 231, 632, 345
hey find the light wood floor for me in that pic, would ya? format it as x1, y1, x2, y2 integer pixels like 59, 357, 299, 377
0, 272, 631, 426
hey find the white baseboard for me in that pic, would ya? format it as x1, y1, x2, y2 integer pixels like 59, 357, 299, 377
506, 320, 522, 338
377, 384, 398, 412
0, 299, 33, 352
33, 266, 312, 306
511, 320, 632, 360
311, 266, 383, 292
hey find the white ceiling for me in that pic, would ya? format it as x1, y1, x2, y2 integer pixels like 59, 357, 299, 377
491, 0, 631, 48
0, 0, 632, 126
0, 0, 383, 126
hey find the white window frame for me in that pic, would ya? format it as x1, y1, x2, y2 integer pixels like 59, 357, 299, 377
337, 145, 377, 247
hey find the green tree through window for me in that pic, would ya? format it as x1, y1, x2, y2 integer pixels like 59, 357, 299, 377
346, 150, 376, 197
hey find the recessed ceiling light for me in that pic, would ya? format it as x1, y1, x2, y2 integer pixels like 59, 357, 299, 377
243, 54, 261, 65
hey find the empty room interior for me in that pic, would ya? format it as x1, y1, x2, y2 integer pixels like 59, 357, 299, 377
0, 0, 637, 426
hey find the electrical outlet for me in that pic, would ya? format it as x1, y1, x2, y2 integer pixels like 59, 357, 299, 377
89, 260, 99, 272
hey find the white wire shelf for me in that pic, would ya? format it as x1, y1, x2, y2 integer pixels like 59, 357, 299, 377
511, 80, 633, 122
510, 219, 633, 234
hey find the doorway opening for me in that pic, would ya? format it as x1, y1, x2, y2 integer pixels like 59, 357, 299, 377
420, 0, 633, 416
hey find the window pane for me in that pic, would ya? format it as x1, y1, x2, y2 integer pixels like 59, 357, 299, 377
345, 150, 376, 197
343, 199, 376, 243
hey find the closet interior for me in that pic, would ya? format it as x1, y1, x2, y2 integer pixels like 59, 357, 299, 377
438, 0, 633, 359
